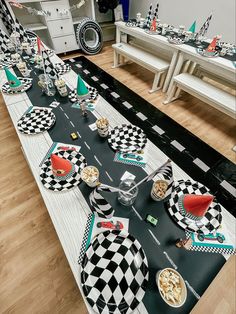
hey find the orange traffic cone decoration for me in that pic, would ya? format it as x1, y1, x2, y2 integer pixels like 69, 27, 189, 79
150, 17, 157, 32
50, 154, 75, 180
206, 35, 221, 52
178, 194, 214, 221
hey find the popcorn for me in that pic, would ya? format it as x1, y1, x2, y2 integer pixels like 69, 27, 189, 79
81, 166, 99, 187
96, 117, 109, 128
158, 270, 182, 305
151, 180, 168, 201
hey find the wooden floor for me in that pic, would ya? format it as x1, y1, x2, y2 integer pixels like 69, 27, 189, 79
0, 43, 235, 314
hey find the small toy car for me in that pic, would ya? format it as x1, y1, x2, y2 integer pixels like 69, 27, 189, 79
145, 214, 158, 226
70, 132, 78, 140
122, 153, 143, 161
97, 220, 124, 230
197, 232, 225, 243
57, 146, 76, 151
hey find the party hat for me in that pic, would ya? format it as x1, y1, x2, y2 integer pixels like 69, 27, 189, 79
189, 21, 196, 33
150, 17, 157, 31
178, 194, 214, 221
50, 154, 75, 180
37, 36, 43, 55
77, 74, 89, 96
4, 67, 22, 90
206, 35, 221, 52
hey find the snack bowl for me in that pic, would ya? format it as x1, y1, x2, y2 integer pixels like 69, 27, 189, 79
81, 165, 99, 187
156, 268, 187, 308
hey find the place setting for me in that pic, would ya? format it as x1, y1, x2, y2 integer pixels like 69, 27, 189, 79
1, 67, 32, 94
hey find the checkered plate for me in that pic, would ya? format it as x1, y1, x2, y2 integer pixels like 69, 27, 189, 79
68, 87, 98, 103
108, 124, 147, 153
17, 108, 56, 134
167, 180, 222, 234
81, 230, 149, 314
54, 63, 71, 75
40, 150, 87, 192
167, 35, 185, 45
1, 78, 32, 94
197, 47, 219, 58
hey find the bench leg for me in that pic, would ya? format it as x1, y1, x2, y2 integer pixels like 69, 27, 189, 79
163, 82, 179, 104
149, 72, 161, 93
112, 50, 119, 68
163, 50, 179, 93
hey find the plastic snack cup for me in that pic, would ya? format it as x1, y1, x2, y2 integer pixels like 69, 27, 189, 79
55, 78, 68, 97
178, 25, 185, 36
17, 61, 30, 77
96, 117, 109, 137
11, 53, 21, 63
151, 180, 168, 201
162, 23, 168, 35
81, 166, 100, 187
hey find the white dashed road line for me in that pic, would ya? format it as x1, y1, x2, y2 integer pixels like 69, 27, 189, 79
148, 229, 161, 245
185, 281, 200, 300
84, 141, 90, 150
64, 113, 69, 120
94, 155, 102, 166
70, 121, 75, 127
163, 251, 178, 270
131, 206, 142, 220
105, 171, 113, 182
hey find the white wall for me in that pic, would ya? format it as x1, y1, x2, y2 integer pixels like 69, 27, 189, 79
129, 0, 236, 43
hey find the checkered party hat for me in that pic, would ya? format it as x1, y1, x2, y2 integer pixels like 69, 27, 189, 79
90, 184, 116, 218
4, 67, 22, 89
178, 194, 214, 220
0, 28, 10, 52
150, 17, 157, 31
50, 154, 75, 179
41, 49, 58, 80
77, 74, 89, 96
153, 3, 159, 19
206, 35, 221, 52
189, 20, 196, 33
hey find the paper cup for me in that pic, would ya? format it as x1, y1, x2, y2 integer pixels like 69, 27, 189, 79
151, 180, 168, 201
96, 118, 109, 137
81, 166, 99, 187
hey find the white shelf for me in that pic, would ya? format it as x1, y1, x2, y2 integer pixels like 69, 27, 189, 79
100, 22, 115, 29
24, 23, 47, 31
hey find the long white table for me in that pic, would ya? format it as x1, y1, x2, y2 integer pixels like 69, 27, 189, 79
1, 53, 235, 313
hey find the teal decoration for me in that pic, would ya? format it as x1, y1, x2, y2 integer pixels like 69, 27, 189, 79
189, 21, 196, 33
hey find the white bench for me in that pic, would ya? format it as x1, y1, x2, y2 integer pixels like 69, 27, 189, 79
164, 73, 235, 119
112, 43, 170, 93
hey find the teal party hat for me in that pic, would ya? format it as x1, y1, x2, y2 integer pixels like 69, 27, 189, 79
4, 67, 22, 89
77, 74, 89, 96
189, 21, 196, 33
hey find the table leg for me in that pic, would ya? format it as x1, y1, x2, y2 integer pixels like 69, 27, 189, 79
163, 53, 185, 104
162, 50, 179, 93
149, 72, 161, 93
116, 27, 121, 43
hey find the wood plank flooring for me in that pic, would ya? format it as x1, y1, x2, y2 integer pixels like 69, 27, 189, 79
0, 42, 235, 314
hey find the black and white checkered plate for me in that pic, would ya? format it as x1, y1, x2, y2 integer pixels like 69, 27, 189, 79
167, 35, 185, 45
1, 77, 32, 94
108, 124, 147, 153
17, 107, 56, 134
54, 63, 71, 75
68, 87, 98, 103
167, 180, 222, 234
40, 150, 87, 192
81, 230, 149, 314
0, 57, 16, 69
197, 47, 219, 58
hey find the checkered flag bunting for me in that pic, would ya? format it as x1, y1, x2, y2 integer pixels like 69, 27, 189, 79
145, 3, 153, 29
0, 0, 15, 33
14, 18, 29, 43
89, 184, 117, 218
0, 29, 10, 52
42, 49, 59, 80
196, 14, 212, 38
153, 3, 159, 19
81, 230, 149, 314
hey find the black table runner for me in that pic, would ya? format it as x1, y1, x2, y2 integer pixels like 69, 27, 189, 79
13, 56, 235, 313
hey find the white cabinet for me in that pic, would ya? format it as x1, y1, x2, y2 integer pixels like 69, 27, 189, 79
11, 0, 115, 53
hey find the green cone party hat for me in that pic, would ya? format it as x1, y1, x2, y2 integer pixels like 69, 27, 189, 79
4, 67, 22, 89
77, 74, 89, 96
189, 21, 196, 33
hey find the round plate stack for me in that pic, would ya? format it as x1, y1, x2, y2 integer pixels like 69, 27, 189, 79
108, 124, 147, 153
2, 78, 33, 94
68, 87, 98, 103
81, 230, 149, 314
167, 179, 222, 234
17, 107, 56, 134
197, 47, 219, 58
40, 150, 87, 191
